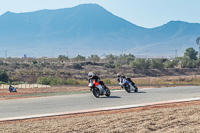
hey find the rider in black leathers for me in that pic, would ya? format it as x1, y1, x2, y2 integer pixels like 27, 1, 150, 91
88, 72, 106, 87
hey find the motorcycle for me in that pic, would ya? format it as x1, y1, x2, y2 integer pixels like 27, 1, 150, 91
119, 77, 138, 93
88, 79, 110, 98
9, 86, 17, 92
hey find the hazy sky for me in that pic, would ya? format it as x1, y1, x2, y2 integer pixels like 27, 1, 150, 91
0, 0, 199, 28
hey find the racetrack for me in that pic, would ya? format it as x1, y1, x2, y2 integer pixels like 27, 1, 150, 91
0, 86, 200, 120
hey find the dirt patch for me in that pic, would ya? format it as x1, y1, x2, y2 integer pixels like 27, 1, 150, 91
0, 100, 200, 132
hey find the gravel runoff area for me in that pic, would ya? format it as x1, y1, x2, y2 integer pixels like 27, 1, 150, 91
0, 100, 200, 132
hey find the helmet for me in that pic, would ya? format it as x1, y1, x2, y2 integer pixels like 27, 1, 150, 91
88, 72, 94, 78
117, 73, 122, 77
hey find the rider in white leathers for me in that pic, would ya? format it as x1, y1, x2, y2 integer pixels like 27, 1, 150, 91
117, 73, 136, 87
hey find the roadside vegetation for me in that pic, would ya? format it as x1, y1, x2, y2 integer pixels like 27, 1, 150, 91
0, 47, 200, 86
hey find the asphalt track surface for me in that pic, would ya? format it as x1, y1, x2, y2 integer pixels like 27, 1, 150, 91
0, 86, 200, 120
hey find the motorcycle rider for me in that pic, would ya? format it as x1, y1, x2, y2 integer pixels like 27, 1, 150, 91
117, 73, 136, 87
88, 72, 106, 88
9, 85, 13, 92
9, 85, 17, 92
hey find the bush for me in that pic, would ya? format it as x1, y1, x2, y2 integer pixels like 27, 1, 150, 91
73, 55, 86, 61
36, 77, 66, 85
66, 79, 79, 85
150, 59, 164, 69
102, 78, 111, 84
130, 58, 150, 69
11, 81, 24, 85
0, 81, 6, 84
164, 60, 178, 68
36, 77, 88, 85
104, 61, 115, 68
72, 63, 83, 70
181, 57, 196, 68
114, 62, 122, 68
58, 55, 68, 62
36, 77, 52, 85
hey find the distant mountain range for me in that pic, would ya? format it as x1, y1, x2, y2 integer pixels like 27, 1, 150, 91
0, 4, 199, 57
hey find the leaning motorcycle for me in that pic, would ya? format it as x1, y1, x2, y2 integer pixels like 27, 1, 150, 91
9, 87, 17, 92
88, 79, 110, 98
119, 77, 138, 93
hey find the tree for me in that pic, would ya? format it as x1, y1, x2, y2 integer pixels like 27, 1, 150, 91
58, 55, 68, 62
196, 59, 200, 68
181, 56, 196, 68
184, 48, 198, 60
89, 55, 100, 62
0, 71, 9, 83
119, 54, 135, 64
106, 54, 116, 62
125, 54, 135, 64
73, 55, 86, 62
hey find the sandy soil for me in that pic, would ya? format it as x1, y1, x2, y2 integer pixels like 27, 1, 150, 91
0, 101, 200, 132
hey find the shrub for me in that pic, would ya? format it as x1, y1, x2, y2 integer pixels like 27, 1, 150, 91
130, 58, 150, 69
150, 59, 164, 69
58, 55, 68, 62
181, 57, 196, 68
36, 77, 51, 85
72, 63, 83, 70
164, 60, 178, 68
102, 78, 111, 84
36, 77, 88, 85
114, 62, 122, 68
0, 81, 6, 84
104, 61, 115, 68
73, 55, 86, 61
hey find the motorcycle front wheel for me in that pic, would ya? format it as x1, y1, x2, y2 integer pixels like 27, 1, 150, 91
124, 84, 131, 93
134, 86, 138, 92
105, 88, 111, 97
92, 88, 100, 98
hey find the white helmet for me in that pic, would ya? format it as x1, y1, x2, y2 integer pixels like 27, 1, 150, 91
88, 72, 94, 78
117, 73, 122, 77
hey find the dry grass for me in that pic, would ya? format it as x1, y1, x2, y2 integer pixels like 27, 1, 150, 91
1, 101, 200, 133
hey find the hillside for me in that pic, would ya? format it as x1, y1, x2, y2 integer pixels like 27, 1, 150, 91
0, 4, 199, 57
